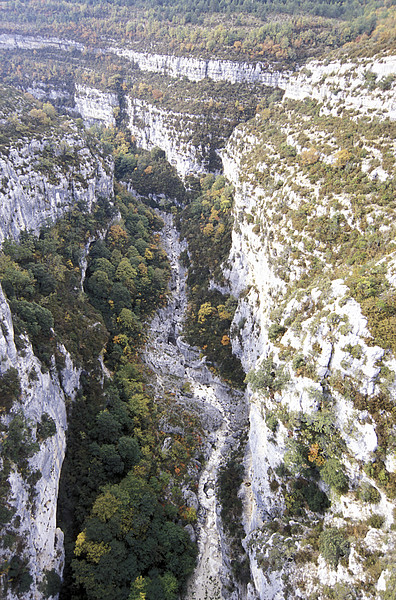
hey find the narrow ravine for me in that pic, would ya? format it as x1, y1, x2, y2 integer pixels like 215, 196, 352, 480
143, 212, 248, 600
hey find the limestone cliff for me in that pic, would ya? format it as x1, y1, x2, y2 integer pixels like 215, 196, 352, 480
0, 286, 79, 599
111, 47, 289, 86
126, 97, 211, 177
0, 90, 113, 244
222, 53, 396, 598
0, 86, 113, 599
74, 84, 119, 128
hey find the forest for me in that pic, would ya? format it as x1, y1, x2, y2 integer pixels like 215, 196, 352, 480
1, 0, 393, 63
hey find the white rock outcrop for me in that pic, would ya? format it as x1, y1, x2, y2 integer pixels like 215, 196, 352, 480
127, 98, 209, 177
0, 285, 81, 599
0, 33, 84, 52
111, 48, 289, 86
74, 84, 119, 128
0, 136, 113, 245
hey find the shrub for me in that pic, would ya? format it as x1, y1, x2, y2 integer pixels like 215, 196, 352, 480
292, 354, 305, 371
268, 323, 287, 341
379, 74, 395, 91
40, 569, 61, 598
358, 482, 381, 504
381, 571, 396, 600
303, 481, 330, 513
37, 413, 56, 441
300, 147, 319, 166
2, 413, 39, 467
8, 555, 33, 593
265, 411, 279, 433
322, 583, 359, 599
320, 458, 349, 493
367, 514, 385, 529
0, 367, 21, 412
246, 357, 289, 394
0, 504, 15, 525
275, 463, 290, 478
11, 300, 54, 337
319, 528, 350, 567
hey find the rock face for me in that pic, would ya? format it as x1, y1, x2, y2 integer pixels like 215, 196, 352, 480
0, 32, 84, 52
0, 90, 114, 599
25, 83, 75, 113
111, 47, 289, 86
220, 60, 396, 596
0, 285, 80, 599
0, 129, 113, 245
74, 84, 119, 128
127, 98, 210, 177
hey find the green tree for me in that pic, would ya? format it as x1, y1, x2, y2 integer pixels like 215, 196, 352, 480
118, 437, 140, 469
319, 528, 350, 567
320, 458, 348, 493
95, 410, 122, 444
117, 308, 142, 337
0, 368, 21, 413
115, 258, 137, 292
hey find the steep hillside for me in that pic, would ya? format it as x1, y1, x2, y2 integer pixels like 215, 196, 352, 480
0, 86, 113, 243
0, 86, 113, 599
222, 61, 396, 599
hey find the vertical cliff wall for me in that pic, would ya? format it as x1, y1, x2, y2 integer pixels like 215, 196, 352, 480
0, 87, 113, 599
110, 47, 289, 86
0, 286, 80, 599
74, 84, 119, 128
221, 60, 396, 598
126, 97, 210, 177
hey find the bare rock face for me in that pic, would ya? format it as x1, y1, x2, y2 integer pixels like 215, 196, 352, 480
74, 84, 119, 128
127, 98, 210, 177
111, 47, 289, 86
0, 32, 84, 52
0, 285, 81, 599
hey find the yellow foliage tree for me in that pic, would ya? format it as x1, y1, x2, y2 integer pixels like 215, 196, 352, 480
221, 334, 231, 346
307, 442, 325, 466
217, 305, 232, 320
202, 222, 214, 237
300, 147, 320, 166
198, 302, 215, 323
129, 575, 147, 600
74, 531, 110, 564
334, 148, 351, 168
91, 490, 121, 522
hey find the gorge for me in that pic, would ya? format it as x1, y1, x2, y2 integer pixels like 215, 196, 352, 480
0, 2, 396, 599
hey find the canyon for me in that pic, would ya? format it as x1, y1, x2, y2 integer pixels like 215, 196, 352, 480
0, 21, 396, 600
